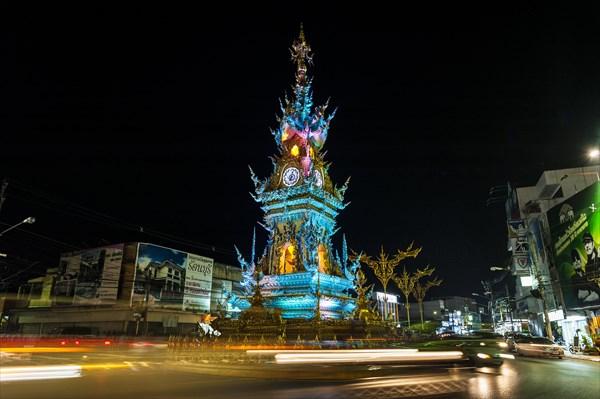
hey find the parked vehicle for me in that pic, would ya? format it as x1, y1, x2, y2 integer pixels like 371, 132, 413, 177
568, 340, 586, 355
510, 335, 564, 359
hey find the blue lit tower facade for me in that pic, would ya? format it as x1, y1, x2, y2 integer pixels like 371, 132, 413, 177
233, 27, 359, 320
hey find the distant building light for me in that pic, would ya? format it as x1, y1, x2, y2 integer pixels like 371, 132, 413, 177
520, 276, 534, 286
376, 292, 398, 303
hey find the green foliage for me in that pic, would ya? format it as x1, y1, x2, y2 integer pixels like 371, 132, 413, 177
410, 321, 440, 334
581, 334, 593, 350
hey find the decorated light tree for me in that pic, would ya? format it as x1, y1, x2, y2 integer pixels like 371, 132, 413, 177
413, 275, 443, 327
352, 243, 422, 320
393, 264, 436, 327
352, 268, 378, 322
229, 26, 360, 320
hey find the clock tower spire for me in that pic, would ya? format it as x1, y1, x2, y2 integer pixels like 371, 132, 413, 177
236, 25, 358, 320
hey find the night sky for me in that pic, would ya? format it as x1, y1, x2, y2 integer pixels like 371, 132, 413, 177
2, 4, 599, 299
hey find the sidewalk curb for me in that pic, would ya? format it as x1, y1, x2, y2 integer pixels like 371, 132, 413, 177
564, 354, 600, 362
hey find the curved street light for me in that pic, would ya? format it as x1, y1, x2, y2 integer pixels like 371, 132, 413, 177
0, 217, 36, 237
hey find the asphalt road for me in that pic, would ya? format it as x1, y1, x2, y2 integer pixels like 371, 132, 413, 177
1, 350, 599, 399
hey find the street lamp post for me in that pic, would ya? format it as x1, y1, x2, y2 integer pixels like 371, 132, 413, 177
0, 217, 36, 236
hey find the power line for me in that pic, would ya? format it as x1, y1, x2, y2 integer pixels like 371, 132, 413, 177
3, 178, 248, 261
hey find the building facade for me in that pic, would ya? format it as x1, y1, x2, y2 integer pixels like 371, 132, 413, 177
6, 242, 242, 336
503, 166, 599, 344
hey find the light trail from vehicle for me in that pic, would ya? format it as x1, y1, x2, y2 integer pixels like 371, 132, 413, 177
0, 365, 82, 382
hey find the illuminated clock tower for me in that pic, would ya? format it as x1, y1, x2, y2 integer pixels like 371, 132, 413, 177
233, 26, 359, 319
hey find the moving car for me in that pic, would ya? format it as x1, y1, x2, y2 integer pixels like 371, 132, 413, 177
42, 326, 113, 350
509, 335, 564, 359
415, 333, 511, 368
504, 332, 530, 352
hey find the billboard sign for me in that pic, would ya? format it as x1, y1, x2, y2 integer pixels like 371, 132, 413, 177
507, 220, 526, 239
55, 244, 124, 305
376, 292, 398, 303
134, 243, 214, 312
512, 255, 530, 276
548, 181, 599, 309
183, 253, 213, 312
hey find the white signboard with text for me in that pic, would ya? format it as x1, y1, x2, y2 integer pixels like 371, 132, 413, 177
183, 254, 214, 312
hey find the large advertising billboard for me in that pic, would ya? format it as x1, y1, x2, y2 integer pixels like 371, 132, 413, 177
183, 253, 213, 312
55, 244, 124, 305
133, 243, 213, 312
548, 181, 599, 309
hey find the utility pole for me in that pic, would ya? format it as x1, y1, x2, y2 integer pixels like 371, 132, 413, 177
143, 269, 150, 336
529, 231, 554, 340
481, 280, 495, 329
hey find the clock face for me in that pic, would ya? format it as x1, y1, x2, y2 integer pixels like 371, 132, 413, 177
314, 170, 323, 187
282, 167, 300, 187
